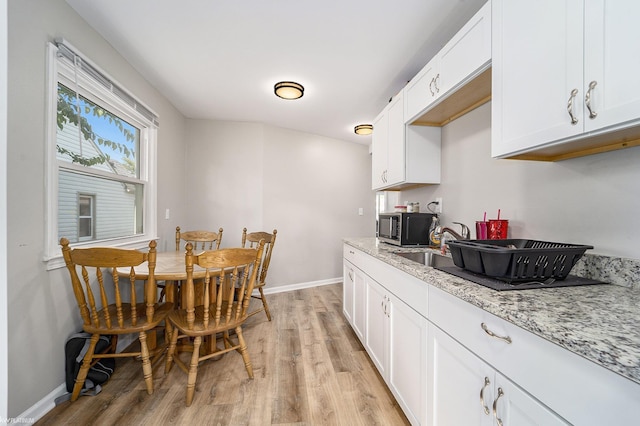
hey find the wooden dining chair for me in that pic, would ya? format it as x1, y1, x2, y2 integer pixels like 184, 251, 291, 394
242, 228, 277, 321
60, 238, 173, 402
175, 226, 223, 251
165, 240, 265, 406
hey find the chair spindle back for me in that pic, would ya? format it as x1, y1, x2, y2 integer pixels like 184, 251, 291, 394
183, 240, 265, 331
60, 238, 157, 330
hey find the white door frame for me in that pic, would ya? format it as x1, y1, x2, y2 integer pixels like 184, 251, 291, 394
1, 0, 9, 419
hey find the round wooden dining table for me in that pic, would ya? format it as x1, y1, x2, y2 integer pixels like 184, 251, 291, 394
115, 250, 210, 304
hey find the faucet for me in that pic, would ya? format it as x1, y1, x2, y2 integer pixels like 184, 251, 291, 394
436, 222, 470, 242
435, 222, 470, 254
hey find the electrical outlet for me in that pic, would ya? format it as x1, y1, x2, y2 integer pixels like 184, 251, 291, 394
435, 197, 443, 213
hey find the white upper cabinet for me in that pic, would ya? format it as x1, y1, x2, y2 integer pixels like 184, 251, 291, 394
438, 0, 491, 97
371, 2, 492, 191
492, 0, 640, 160
583, 1, 640, 132
404, 56, 440, 124
371, 105, 390, 189
405, 1, 492, 126
371, 90, 441, 191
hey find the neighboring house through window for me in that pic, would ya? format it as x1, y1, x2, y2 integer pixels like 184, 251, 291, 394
78, 194, 95, 241
44, 40, 159, 269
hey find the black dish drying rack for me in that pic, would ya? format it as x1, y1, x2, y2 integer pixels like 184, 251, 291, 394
446, 239, 593, 283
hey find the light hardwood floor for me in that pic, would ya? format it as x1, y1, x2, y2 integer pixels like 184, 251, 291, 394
37, 283, 409, 425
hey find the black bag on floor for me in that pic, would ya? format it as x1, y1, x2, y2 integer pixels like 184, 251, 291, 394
55, 332, 116, 404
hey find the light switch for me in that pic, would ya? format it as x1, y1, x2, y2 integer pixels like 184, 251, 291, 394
358, 207, 364, 216
165, 208, 170, 220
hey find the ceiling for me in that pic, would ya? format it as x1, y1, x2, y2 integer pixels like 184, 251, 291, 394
65, 0, 486, 145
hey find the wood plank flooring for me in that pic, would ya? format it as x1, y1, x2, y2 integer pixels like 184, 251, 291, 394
37, 283, 409, 425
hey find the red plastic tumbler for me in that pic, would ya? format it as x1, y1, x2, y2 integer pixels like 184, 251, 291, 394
488, 219, 508, 239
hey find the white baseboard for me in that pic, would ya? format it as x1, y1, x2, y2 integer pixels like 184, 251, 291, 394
257, 277, 342, 295
18, 383, 67, 424
21, 278, 341, 422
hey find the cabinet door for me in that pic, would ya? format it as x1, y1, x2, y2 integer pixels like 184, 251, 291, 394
342, 261, 355, 324
365, 278, 388, 376
352, 266, 366, 342
492, 0, 584, 158
438, 1, 491, 97
371, 110, 388, 190
429, 323, 494, 426
583, 0, 640, 132
388, 294, 428, 426
494, 373, 570, 426
404, 57, 439, 123
385, 93, 405, 187
429, 323, 569, 426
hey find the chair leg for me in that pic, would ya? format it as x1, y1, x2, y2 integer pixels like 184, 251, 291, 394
235, 326, 253, 379
258, 287, 272, 321
222, 330, 231, 349
71, 334, 100, 402
138, 331, 154, 395
165, 325, 180, 374
186, 336, 202, 407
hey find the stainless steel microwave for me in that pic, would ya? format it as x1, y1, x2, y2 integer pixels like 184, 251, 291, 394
377, 212, 436, 246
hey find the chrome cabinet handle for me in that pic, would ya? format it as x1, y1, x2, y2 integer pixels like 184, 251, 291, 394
381, 299, 389, 317
481, 323, 512, 344
567, 88, 579, 125
429, 77, 435, 96
480, 377, 491, 415
586, 80, 598, 119
493, 387, 504, 426
434, 73, 440, 93
348, 271, 353, 281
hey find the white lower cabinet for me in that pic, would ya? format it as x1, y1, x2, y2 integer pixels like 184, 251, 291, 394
429, 323, 568, 426
344, 244, 640, 425
342, 260, 355, 324
343, 259, 365, 341
364, 277, 387, 375
365, 276, 428, 425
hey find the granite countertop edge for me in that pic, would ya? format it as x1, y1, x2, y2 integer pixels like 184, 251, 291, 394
344, 237, 640, 386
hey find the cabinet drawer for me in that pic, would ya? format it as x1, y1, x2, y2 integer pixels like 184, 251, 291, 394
428, 285, 640, 425
343, 244, 367, 266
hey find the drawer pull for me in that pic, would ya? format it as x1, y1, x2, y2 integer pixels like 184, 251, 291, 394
481, 322, 512, 344
493, 387, 504, 426
480, 376, 491, 415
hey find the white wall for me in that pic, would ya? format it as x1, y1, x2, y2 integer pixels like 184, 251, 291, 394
185, 120, 375, 287
6, 0, 186, 417
401, 102, 640, 259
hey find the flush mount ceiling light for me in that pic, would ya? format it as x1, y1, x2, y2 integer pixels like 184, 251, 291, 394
354, 124, 373, 135
274, 81, 304, 100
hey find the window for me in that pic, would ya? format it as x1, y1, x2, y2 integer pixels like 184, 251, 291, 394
78, 194, 95, 241
45, 40, 158, 269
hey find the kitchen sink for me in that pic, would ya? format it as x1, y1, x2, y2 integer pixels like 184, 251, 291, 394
394, 251, 456, 268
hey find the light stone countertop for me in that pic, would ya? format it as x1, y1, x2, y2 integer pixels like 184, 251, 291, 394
344, 237, 640, 386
